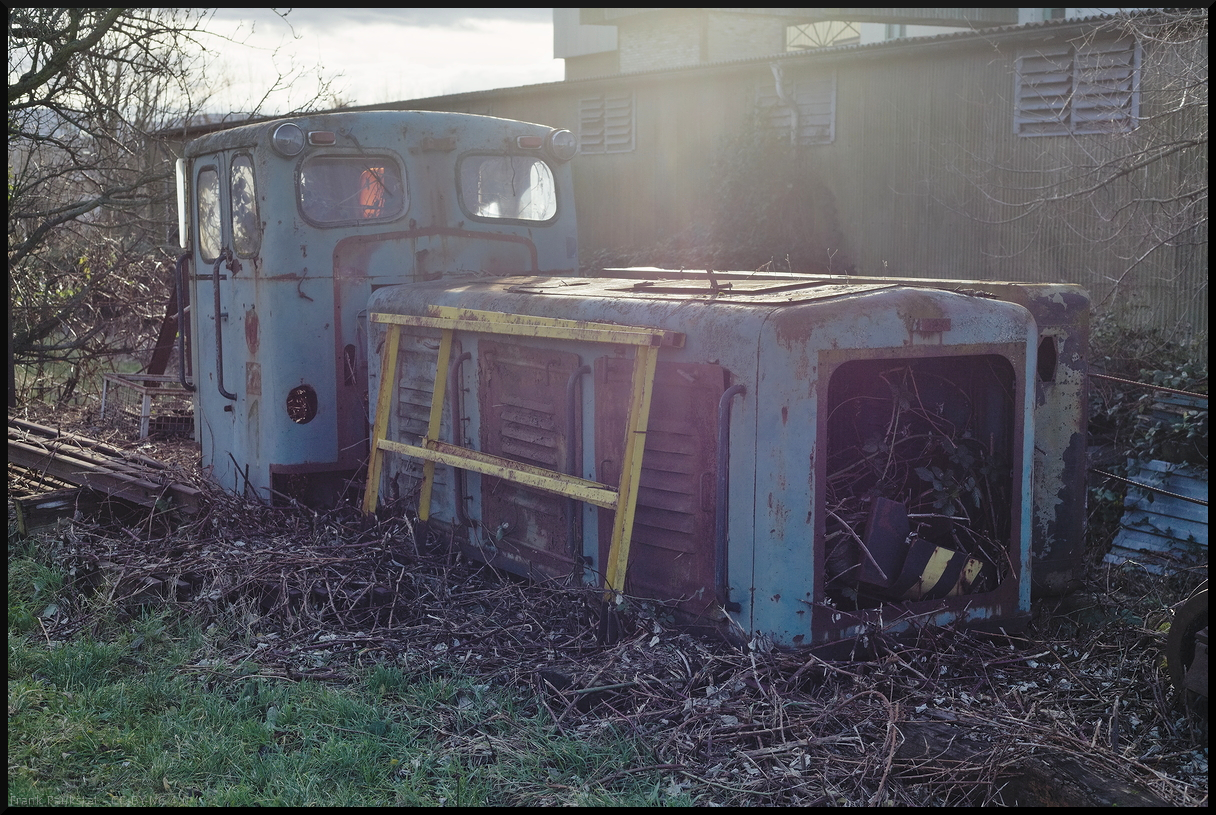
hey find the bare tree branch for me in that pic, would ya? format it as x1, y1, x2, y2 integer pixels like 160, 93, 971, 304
8, 8, 339, 407
7, 8, 125, 102
948, 10, 1207, 333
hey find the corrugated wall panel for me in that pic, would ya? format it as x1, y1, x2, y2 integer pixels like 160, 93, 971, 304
406, 26, 1206, 352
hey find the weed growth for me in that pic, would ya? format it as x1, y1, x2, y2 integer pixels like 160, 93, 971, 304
1086, 316, 1208, 558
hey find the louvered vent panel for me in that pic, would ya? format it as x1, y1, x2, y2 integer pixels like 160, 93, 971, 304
597, 359, 725, 616
390, 333, 453, 501
579, 93, 634, 154
478, 340, 581, 574
756, 73, 836, 145
1016, 38, 1138, 136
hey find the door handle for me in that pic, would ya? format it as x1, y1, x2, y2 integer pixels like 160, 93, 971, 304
212, 249, 237, 400
175, 253, 195, 392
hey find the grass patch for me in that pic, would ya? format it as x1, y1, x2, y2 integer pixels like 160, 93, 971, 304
7, 542, 690, 806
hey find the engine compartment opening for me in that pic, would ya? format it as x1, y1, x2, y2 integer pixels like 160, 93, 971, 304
824, 354, 1017, 610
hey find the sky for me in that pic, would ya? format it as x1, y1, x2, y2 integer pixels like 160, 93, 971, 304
203, 8, 563, 115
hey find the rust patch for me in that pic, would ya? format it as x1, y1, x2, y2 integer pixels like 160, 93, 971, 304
245, 308, 259, 354
332, 227, 541, 280
246, 362, 262, 396
898, 291, 951, 338
913, 318, 951, 333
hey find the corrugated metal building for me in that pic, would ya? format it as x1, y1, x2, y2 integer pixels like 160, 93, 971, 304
366, 9, 1206, 349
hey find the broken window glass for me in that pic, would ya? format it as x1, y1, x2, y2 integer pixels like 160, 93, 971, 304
459, 155, 557, 222
299, 155, 406, 225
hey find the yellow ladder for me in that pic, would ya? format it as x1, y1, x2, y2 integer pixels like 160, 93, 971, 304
362, 305, 684, 598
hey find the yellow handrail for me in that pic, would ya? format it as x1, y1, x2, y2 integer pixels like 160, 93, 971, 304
362, 307, 681, 597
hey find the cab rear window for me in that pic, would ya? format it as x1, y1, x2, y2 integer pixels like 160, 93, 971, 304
298, 155, 406, 225
458, 155, 557, 222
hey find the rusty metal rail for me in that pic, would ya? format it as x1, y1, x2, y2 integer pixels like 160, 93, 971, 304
1088, 372, 1208, 400
8, 418, 202, 513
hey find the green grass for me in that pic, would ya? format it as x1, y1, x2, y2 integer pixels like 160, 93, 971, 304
7, 542, 692, 806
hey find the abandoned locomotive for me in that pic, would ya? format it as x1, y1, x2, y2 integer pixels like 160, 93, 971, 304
174, 110, 1088, 647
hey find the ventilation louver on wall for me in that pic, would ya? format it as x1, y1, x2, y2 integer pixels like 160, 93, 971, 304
1015, 37, 1140, 137
756, 72, 836, 146
578, 93, 635, 154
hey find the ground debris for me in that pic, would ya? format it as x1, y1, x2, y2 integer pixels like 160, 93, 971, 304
13, 464, 1208, 807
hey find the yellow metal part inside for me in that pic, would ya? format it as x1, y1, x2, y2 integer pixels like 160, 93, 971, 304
361, 307, 683, 601
899, 544, 990, 601
900, 545, 958, 601
957, 556, 988, 594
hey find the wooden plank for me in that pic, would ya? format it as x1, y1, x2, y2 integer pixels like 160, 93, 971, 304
9, 418, 177, 471
8, 422, 202, 512
12, 487, 104, 536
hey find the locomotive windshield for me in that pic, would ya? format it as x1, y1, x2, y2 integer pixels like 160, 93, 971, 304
459, 154, 557, 222
298, 155, 406, 225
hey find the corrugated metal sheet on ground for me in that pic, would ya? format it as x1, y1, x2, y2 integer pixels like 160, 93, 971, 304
1107, 459, 1208, 574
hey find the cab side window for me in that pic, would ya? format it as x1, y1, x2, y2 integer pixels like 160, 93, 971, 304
458, 155, 557, 222
230, 154, 260, 256
197, 167, 222, 262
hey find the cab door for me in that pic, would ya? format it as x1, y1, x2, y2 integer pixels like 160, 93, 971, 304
191, 153, 260, 494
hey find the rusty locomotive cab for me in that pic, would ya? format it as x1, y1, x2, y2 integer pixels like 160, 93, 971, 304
175, 110, 1088, 649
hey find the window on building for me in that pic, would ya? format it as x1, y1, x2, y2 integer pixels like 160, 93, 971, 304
786, 21, 860, 50
1015, 37, 1140, 137
578, 93, 635, 154
884, 23, 907, 40
756, 71, 836, 146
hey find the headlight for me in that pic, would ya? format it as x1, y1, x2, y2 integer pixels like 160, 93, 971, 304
545, 129, 577, 162
270, 123, 305, 157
